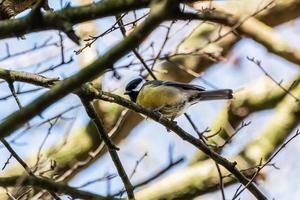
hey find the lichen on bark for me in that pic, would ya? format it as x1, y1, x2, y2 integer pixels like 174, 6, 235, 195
0, 0, 51, 19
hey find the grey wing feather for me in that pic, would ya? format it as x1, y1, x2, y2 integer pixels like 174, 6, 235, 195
162, 81, 205, 91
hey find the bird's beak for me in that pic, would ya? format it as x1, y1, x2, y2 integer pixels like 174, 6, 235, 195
124, 91, 129, 95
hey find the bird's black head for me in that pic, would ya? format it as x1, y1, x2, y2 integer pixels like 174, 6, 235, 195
124, 78, 145, 102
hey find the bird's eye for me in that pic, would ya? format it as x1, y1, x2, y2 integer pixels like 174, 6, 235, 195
125, 78, 143, 91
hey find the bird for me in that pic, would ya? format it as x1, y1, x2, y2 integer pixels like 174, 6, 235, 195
124, 77, 233, 120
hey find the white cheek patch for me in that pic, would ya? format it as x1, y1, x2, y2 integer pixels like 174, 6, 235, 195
134, 79, 146, 91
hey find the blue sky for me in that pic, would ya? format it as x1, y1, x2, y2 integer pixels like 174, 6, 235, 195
0, 1, 300, 199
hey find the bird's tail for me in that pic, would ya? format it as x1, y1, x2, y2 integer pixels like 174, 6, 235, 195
189, 89, 233, 103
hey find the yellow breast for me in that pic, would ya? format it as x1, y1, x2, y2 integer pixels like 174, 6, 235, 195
136, 84, 183, 110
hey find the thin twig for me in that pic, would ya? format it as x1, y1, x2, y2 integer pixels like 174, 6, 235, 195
218, 121, 251, 149
232, 129, 300, 199
129, 152, 148, 179
215, 162, 226, 200
115, 14, 157, 80
7, 81, 23, 109
78, 174, 118, 188
150, 21, 174, 70
2, 154, 13, 170
114, 157, 184, 196
184, 113, 208, 143
0, 139, 61, 200
247, 56, 300, 103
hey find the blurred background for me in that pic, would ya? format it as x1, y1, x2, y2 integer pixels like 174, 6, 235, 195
0, 0, 300, 199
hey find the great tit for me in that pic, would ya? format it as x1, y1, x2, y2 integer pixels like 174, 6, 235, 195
124, 78, 233, 119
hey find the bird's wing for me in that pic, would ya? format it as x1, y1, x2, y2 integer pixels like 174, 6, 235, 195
162, 81, 205, 91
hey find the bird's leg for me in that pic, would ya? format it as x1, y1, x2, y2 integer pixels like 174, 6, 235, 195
170, 115, 177, 125
151, 107, 177, 133
165, 115, 177, 132
152, 106, 164, 121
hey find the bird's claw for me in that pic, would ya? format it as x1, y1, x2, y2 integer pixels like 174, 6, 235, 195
154, 110, 164, 121
166, 116, 177, 132
153, 107, 164, 121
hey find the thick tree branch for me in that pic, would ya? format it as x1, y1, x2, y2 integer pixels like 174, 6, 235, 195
3, 0, 298, 184
176, 7, 300, 67
0, 0, 51, 19
0, 0, 232, 42
135, 156, 254, 200
80, 99, 134, 199
1, 2, 300, 199
136, 78, 300, 200
1, 65, 295, 200
0, 67, 268, 199
0, 68, 59, 87
0, 0, 170, 140
170, 0, 300, 79
92, 92, 267, 200
1, 139, 61, 199
0, 175, 120, 200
